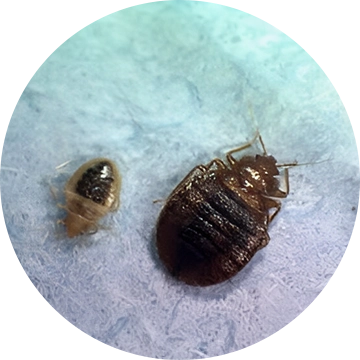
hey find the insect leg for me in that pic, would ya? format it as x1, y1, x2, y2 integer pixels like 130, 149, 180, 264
166, 160, 226, 199
258, 134, 268, 155
110, 198, 120, 212
169, 164, 217, 195
86, 224, 98, 235
281, 167, 289, 196
262, 168, 290, 222
262, 197, 282, 223
153, 198, 165, 204
226, 130, 261, 165
204, 158, 227, 170
270, 167, 290, 198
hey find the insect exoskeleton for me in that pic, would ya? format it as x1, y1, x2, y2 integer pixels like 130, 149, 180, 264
63, 158, 121, 238
156, 132, 293, 286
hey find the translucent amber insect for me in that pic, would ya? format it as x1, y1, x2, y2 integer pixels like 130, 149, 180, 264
156, 132, 293, 286
63, 158, 121, 238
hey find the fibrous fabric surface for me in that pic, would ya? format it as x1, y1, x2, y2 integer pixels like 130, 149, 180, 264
1, 2, 358, 359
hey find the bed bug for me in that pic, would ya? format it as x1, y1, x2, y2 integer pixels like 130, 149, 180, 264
156, 132, 294, 286
62, 158, 121, 238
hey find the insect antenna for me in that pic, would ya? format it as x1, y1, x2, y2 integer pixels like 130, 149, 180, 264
244, 103, 331, 167
276, 158, 331, 168
246, 101, 269, 155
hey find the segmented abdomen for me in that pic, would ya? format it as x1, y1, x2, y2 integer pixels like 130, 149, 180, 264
181, 188, 259, 254
156, 171, 269, 286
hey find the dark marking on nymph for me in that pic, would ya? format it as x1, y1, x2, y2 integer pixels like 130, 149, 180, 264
76, 161, 115, 205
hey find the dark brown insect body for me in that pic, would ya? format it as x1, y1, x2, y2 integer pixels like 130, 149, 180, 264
63, 158, 121, 237
156, 133, 290, 286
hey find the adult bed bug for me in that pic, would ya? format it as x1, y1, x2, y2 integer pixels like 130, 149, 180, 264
62, 158, 121, 238
156, 132, 294, 286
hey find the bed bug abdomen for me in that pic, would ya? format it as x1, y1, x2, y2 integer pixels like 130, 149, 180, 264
63, 158, 121, 237
157, 167, 270, 286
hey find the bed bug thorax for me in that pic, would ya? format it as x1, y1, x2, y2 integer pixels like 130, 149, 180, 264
156, 131, 296, 286
61, 158, 121, 238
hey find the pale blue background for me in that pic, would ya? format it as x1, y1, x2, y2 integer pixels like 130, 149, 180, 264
1, 1, 359, 358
